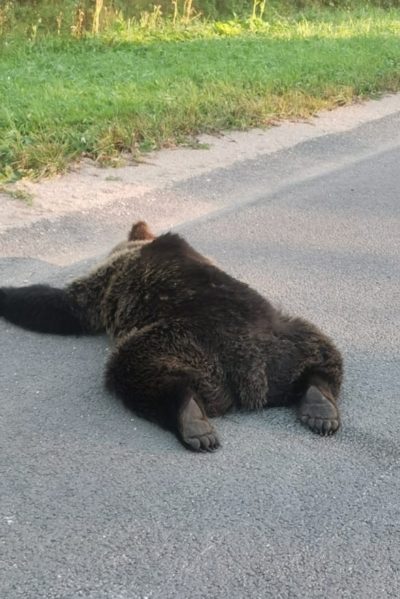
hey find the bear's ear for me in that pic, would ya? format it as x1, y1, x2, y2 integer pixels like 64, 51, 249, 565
128, 221, 155, 241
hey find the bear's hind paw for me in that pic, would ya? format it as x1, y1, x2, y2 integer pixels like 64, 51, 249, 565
178, 396, 220, 452
299, 386, 340, 436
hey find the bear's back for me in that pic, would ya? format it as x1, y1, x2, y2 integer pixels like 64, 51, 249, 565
136, 233, 276, 334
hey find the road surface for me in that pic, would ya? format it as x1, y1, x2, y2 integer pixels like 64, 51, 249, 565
1, 103, 399, 598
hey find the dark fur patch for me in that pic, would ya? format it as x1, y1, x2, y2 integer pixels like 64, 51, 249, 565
0, 285, 86, 335
0, 224, 344, 450
142, 232, 213, 265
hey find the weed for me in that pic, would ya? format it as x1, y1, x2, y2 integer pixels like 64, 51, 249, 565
0, 2, 399, 178
0, 185, 34, 205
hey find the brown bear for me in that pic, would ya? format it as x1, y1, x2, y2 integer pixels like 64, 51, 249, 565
0, 221, 343, 451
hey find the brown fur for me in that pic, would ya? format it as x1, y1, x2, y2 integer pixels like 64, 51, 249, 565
128, 220, 155, 241
0, 221, 343, 451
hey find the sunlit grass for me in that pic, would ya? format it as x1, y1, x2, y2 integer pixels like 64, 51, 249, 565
0, 5, 399, 180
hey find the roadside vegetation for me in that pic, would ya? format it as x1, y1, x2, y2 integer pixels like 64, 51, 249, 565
1, 1, 399, 181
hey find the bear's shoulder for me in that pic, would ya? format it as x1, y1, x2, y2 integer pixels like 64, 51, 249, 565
142, 233, 212, 266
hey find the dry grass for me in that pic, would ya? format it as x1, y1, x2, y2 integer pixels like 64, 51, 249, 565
1, 3, 399, 180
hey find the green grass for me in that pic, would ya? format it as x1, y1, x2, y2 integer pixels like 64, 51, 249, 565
1, 6, 400, 180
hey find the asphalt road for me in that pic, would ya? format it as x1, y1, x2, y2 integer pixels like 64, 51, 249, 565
1, 110, 400, 598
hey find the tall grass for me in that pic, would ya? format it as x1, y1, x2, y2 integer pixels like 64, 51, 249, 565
0, 1, 399, 180
1, 0, 398, 38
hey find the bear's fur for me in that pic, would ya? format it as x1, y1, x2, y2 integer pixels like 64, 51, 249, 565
0, 221, 343, 451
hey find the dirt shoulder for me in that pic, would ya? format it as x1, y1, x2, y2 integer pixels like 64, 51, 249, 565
1, 93, 399, 264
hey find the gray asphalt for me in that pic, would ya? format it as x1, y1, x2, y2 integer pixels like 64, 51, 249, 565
1, 112, 400, 598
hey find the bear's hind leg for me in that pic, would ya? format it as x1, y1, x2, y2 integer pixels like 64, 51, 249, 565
297, 340, 343, 436
105, 329, 221, 451
178, 392, 220, 452
298, 377, 340, 436
277, 316, 343, 436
